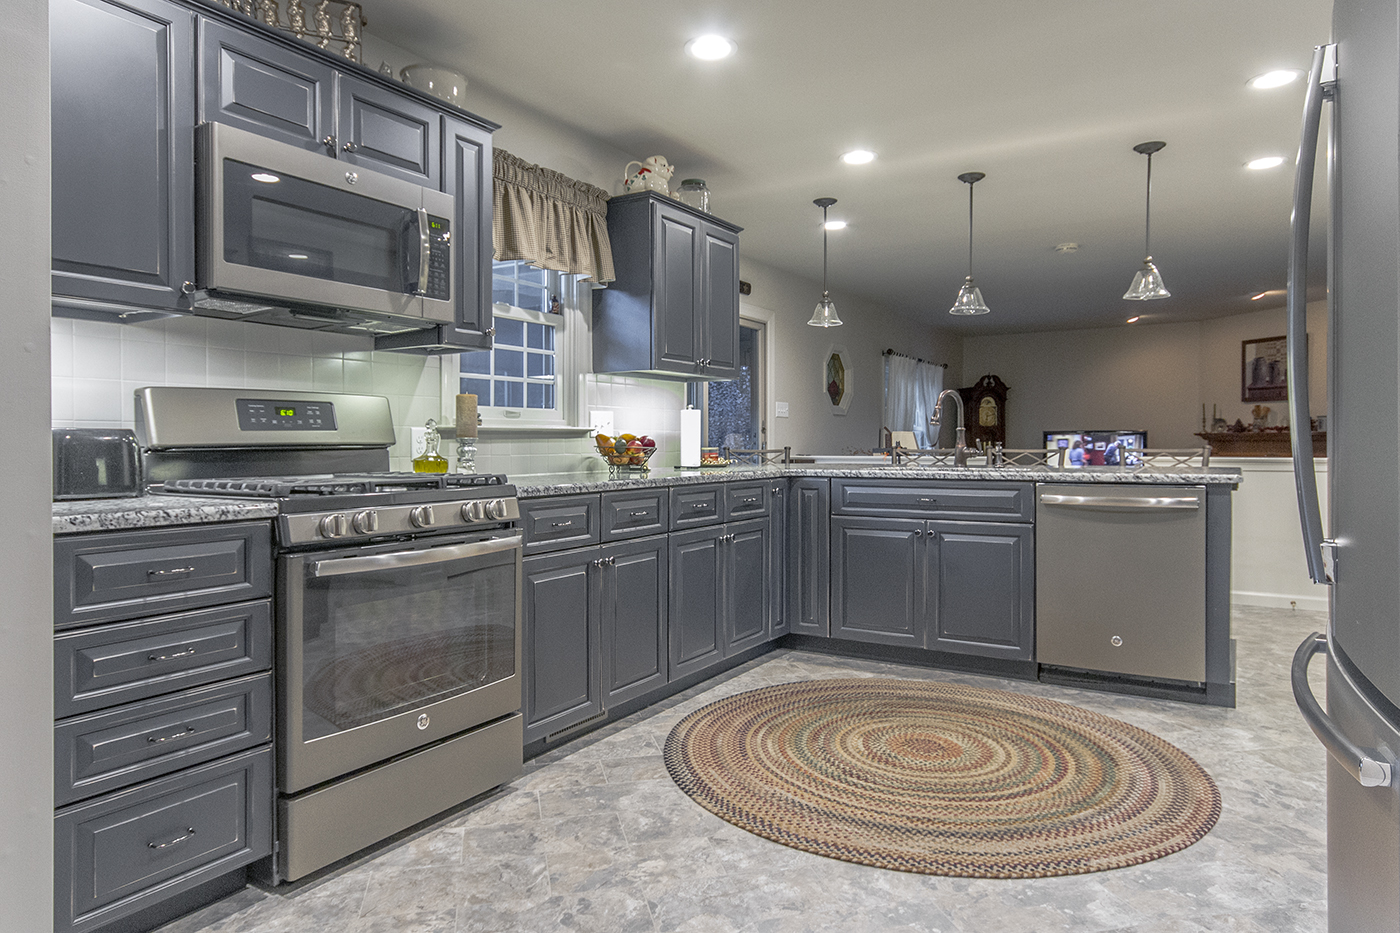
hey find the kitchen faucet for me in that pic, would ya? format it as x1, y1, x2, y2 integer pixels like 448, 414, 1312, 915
930, 389, 972, 467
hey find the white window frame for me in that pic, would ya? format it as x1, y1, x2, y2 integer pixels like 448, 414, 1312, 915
442, 265, 591, 429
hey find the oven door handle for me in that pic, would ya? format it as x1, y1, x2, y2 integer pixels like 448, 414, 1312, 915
308, 533, 522, 579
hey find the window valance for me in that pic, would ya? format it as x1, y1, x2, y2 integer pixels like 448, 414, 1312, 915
492, 149, 615, 283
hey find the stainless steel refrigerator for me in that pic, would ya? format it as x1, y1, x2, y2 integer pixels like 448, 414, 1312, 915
1289, 3, 1400, 931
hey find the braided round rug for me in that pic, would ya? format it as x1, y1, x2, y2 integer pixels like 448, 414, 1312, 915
663, 678, 1220, 878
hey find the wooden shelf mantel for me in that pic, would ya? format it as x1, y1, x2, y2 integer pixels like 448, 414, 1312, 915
1195, 431, 1326, 458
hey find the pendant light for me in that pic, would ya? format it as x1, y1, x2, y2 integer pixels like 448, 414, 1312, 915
1123, 141, 1171, 300
949, 172, 991, 315
808, 197, 843, 327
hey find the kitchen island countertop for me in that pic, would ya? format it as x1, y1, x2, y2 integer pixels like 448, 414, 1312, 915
52, 495, 279, 535
512, 463, 1243, 498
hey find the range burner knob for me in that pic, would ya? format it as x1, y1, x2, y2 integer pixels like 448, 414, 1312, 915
318, 513, 350, 538
461, 500, 486, 523
409, 505, 436, 528
485, 498, 510, 520
352, 510, 379, 535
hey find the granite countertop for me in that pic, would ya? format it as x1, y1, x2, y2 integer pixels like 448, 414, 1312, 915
512, 463, 1243, 498
53, 495, 279, 535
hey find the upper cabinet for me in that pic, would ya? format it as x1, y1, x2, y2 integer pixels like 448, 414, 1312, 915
51, 0, 197, 317
593, 193, 742, 380
52, 0, 495, 351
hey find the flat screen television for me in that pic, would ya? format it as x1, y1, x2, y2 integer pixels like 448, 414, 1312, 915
1043, 429, 1148, 467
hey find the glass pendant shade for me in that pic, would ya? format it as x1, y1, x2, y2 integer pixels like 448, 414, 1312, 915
808, 293, 842, 327
808, 197, 843, 327
1123, 256, 1170, 300
949, 276, 991, 315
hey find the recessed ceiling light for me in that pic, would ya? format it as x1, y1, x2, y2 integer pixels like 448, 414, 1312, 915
1250, 69, 1301, 90
1246, 156, 1287, 170
823, 220, 847, 231
1125, 315, 1141, 324
686, 34, 735, 61
1054, 242, 1080, 253
841, 150, 876, 165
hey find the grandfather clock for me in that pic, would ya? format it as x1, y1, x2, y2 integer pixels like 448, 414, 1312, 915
957, 374, 1008, 450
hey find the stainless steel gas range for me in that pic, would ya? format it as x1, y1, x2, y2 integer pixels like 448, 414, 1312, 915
136, 387, 523, 882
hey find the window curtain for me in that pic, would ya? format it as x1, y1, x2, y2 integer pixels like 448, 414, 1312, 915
883, 354, 944, 448
492, 149, 616, 283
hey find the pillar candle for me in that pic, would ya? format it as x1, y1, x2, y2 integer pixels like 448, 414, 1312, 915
455, 394, 478, 437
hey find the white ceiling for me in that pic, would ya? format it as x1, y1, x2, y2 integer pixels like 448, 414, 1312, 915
365, 0, 1334, 335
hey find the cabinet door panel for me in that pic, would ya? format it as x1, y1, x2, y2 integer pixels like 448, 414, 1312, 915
830, 517, 924, 647
668, 528, 724, 678
522, 551, 600, 743
52, 0, 195, 311
725, 520, 769, 655
788, 479, 830, 636
602, 537, 667, 705
198, 18, 334, 151
654, 208, 701, 371
928, 521, 1033, 660
441, 116, 493, 344
768, 482, 788, 637
701, 226, 740, 377
338, 75, 441, 186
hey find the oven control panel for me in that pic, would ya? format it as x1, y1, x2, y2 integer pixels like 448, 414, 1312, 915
236, 398, 337, 431
282, 497, 520, 546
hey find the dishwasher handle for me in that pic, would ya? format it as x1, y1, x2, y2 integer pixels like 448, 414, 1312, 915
1039, 493, 1200, 511
1292, 632, 1392, 788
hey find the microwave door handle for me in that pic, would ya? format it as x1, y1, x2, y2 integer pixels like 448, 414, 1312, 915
309, 534, 522, 579
415, 207, 431, 295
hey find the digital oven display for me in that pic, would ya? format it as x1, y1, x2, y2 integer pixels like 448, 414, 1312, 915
236, 398, 337, 431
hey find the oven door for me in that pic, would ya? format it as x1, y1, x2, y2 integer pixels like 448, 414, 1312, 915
278, 531, 520, 794
198, 121, 454, 324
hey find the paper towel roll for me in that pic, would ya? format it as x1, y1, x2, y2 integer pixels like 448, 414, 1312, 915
455, 394, 478, 437
680, 408, 702, 467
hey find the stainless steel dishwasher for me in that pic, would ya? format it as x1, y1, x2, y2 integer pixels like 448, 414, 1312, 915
1036, 484, 1206, 682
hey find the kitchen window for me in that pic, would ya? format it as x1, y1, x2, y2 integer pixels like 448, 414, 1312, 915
455, 260, 585, 425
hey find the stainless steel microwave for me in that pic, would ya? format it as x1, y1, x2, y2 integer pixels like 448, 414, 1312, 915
194, 121, 454, 334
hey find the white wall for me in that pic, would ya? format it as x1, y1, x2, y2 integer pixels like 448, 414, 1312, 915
962, 300, 1327, 448
2, 0, 53, 927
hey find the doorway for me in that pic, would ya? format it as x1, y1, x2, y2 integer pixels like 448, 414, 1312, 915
705, 319, 766, 452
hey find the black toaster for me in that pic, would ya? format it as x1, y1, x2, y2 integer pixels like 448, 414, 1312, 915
52, 428, 143, 499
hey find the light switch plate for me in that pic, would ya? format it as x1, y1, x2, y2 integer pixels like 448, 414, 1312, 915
776, 402, 790, 418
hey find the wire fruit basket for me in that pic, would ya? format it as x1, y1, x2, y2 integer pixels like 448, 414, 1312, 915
595, 436, 657, 473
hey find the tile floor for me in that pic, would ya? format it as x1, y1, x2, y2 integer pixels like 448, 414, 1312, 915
157, 605, 1329, 933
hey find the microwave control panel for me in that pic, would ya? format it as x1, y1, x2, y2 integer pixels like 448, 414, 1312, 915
426, 215, 451, 301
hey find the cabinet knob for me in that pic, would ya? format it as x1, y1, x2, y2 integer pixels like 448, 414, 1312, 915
914, 529, 923, 537
180, 281, 196, 296
342, 141, 358, 153
321, 135, 337, 150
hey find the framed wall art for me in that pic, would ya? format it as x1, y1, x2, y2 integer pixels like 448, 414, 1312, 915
824, 345, 853, 416
1241, 335, 1289, 402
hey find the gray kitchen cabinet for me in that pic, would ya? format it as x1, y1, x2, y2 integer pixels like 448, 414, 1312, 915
336, 73, 442, 187
601, 488, 669, 541
198, 17, 335, 153
788, 478, 831, 637
53, 523, 274, 933
522, 548, 601, 744
593, 192, 742, 379
830, 516, 924, 647
51, 0, 196, 317
600, 536, 669, 707
668, 517, 770, 679
432, 115, 494, 347
768, 481, 789, 638
518, 494, 601, 556
725, 519, 770, 655
927, 520, 1034, 661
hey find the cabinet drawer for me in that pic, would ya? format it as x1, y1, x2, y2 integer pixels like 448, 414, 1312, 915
54, 746, 272, 933
55, 600, 272, 719
601, 489, 669, 540
723, 482, 769, 520
55, 523, 272, 629
55, 674, 271, 807
832, 480, 1034, 522
670, 485, 723, 529
519, 495, 601, 555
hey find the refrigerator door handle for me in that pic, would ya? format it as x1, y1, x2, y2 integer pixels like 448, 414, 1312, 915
1287, 43, 1337, 586
1292, 632, 1393, 788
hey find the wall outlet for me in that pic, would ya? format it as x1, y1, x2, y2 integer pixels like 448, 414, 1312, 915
410, 427, 428, 458
776, 402, 790, 418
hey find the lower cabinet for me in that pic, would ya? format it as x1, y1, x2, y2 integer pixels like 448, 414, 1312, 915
668, 518, 770, 680
830, 516, 1033, 660
788, 478, 830, 637
522, 535, 668, 744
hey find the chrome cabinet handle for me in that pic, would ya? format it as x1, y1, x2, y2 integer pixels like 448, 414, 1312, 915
630, 510, 650, 517
149, 828, 196, 850
147, 725, 197, 744
552, 520, 574, 528
1287, 43, 1337, 586
310, 534, 522, 578
1039, 494, 1199, 511
147, 566, 194, 578
1292, 632, 1392, 787
416, 207, 431, 295
147, 646, 196, 662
